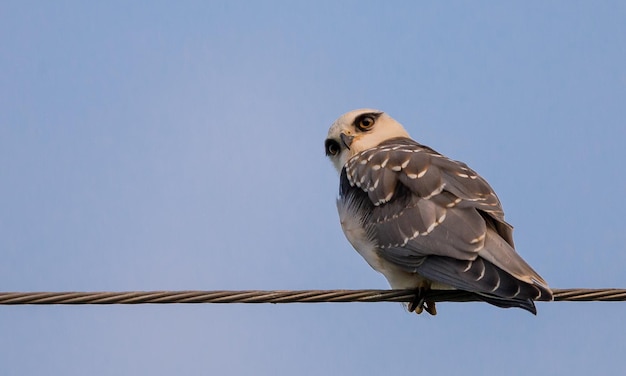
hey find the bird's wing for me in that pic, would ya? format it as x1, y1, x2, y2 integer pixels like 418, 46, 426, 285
341, 137, 551, 302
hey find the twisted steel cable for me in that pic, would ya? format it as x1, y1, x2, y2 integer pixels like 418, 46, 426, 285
0, 288, 625, 305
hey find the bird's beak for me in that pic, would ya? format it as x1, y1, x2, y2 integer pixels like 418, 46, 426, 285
340, 133, 354, 150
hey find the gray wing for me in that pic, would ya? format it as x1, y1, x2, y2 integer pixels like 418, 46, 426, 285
341, 137, 552, 307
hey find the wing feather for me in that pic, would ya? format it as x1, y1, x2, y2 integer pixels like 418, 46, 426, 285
341, 137, 552, 305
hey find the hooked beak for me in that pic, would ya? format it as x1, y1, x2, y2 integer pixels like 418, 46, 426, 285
340, 133, 354, 150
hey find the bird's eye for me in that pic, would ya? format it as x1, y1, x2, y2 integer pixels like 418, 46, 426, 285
325, 139, 340, 156
357, 115, 376, 131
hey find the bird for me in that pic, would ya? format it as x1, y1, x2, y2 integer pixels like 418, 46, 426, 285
325, 109, 552, 315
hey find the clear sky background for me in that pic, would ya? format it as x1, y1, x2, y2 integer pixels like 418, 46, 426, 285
1, 1, 625, 375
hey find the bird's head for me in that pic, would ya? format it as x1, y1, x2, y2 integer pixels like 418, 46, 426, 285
325, 109, 411, 173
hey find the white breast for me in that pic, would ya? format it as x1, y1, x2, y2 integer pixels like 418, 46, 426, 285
336, 197, 423, 290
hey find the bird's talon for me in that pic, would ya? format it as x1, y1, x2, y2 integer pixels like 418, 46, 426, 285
424, 301, 437, 315
409, 287, 428, 314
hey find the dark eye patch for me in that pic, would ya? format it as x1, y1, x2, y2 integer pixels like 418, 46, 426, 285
325, 139, 341, 156
353, 112, 382, 131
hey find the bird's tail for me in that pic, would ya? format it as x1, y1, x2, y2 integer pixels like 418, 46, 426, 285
416, 256, 553, 315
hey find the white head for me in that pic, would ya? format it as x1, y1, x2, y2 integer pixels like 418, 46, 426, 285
325, 109, 411, 172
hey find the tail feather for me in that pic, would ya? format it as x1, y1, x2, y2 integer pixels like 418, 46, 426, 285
416, 255, 551, 313
474, 293, 537, 315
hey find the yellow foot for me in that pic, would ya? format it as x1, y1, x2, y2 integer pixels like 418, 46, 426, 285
408, 285, 437, 315
424, 301, 437, 315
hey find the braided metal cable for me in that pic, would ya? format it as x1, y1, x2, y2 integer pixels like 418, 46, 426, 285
0, 288, 625, 305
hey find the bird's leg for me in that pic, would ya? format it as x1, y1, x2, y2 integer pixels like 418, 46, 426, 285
408, 282, 437, 315
408, 288, 426, 314
424, 300, 437, 315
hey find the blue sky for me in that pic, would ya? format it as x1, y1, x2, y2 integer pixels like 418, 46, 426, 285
1, 1, 625, 374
